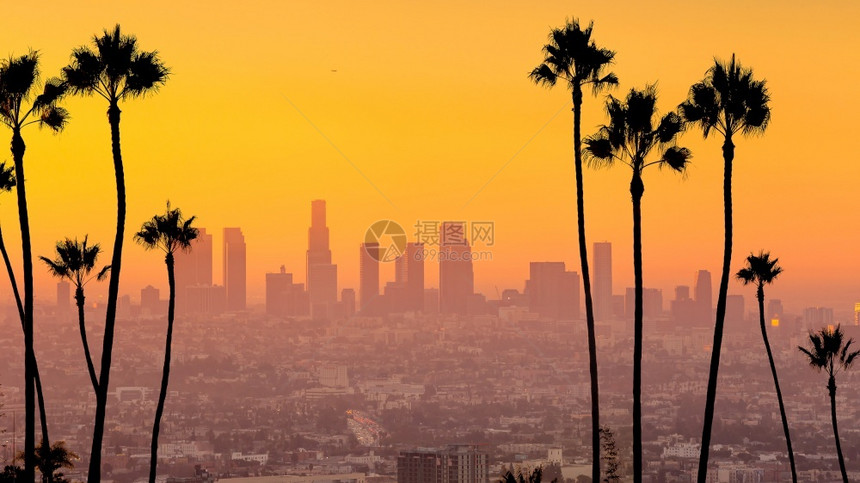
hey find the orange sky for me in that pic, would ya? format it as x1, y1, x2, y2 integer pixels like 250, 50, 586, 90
0, 1, 858, 315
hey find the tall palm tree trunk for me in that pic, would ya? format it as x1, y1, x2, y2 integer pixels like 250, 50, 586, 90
631, 173, 644, 483
150, 253, 176, 483
572, 86, 601, 483
90, 102, 125, 483
698, 135, 734, 483
828, 376, 848, 482
11, 128, 38, 483
75, 287, 100, 393
0, 225, 50, 450
756, 285, 797, 482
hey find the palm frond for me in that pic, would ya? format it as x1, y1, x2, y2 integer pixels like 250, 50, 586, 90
38, 106, 69, 132
123, 50, 169, 98
0, 162, 16, 192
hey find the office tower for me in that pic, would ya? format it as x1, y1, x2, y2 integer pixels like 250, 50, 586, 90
341, 288, 355, 318
360, 242, 380, 314
141, 285, 161, 315
804, 307, 834, 327
439, 222, 474, 315
266, 266, 309, 317
175, 227, 214, 314
397, 445, 489, 483
405, 242, 425, 312
694, 270, 713, 325
768, 299, 784, 319
223, 227, 246, 311
593, 242, 612, 321
672, 285, 696, 323
726, 294, 745, 322
624, 287, 663, 319
56, 280, 70, 311
306, 200, 337, 317
526, 262, 580, 320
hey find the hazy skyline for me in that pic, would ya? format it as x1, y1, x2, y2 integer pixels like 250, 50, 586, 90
0, 1, 858, 314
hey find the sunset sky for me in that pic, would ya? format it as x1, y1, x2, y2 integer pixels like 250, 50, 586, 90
0, 1, 858, 315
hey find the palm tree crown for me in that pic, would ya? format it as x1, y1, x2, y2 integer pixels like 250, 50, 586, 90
0, 52, 69, 132
529, 19, 617, 93
679, 54, 770, 138
736, 251, 782, 289
39, 237, 110, 289
584, 84, 691, 174
0, 162, 15, 192
799, 325, 860, 378
62, 24, 169, 102
134, 203, 198, 255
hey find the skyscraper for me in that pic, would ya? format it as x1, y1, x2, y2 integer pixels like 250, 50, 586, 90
593, 241, 613, 321
360, 242, 380, 314
694, 270, 712, 325
439, 222, 474, 315
526, 262, 580, 320
223, 227, 246, 311
175, 227, 213, 314
56, 280, 70, 311
397, 445, 489, 483
306, 200, 337, 317
405, 242, 425, 312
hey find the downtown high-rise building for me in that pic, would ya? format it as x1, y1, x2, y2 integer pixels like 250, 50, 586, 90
265, 266, 309, 317
223, 227, 246, 311
359, 242, 380, 314
397, 445, 489, 483
694, 269, 713, 325
175, 227, 215, 314
526, 262, 580, 320
593, 241, 613, 321
439, 222, 474, 315
404, 242, 425, 312
306, 200, 338, 317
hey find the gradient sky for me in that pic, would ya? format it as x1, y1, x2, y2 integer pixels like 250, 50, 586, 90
0, 1, 858, 315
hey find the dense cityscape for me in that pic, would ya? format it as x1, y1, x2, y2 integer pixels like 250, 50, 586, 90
2, 200, 858, 482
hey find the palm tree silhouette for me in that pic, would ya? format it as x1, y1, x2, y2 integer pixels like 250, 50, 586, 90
680, 55, 771, 481
63, 25, 169, 482
529, 20, 617, 482
798, 325, 859, 483
736, 252, 795, 482
39, 237, 110, 394
584, 84, 690, 483
134, 203, 198, 483
34, 440, 78, 483
0, 52, 68, 482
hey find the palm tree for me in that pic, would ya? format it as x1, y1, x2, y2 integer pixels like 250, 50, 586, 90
63, 25, 169, 482
584, 84, 690, 483
529, 20, 617, 482
0, 162, 52, 460
680, 55, 771, 481
736, 252, 795, 482
798, 325, 859, 483
134, 203, 197, 483
0, 52, 69, 482
34, 440, 78, 483
39, 237, 110, 394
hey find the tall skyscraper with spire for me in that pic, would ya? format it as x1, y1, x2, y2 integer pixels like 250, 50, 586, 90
307, 200, 338, 317
593, 241, 613, 321
439, 222, 474, 315
223, 227, 246, 311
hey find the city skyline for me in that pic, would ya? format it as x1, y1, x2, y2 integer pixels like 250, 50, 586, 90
0, 2, 857, 316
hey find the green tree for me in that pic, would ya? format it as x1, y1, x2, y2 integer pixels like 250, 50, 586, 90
679, 55, 771, 482
63, 25, 169, 483
798, 325, 859, 483
134, 203, 198, 483
584, 84, 690, 483
736, 251, 795, 482
0, 52, 69, 482
529, 20, 617, 483
39, 237, 110, 393
599, 426, 621, 482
